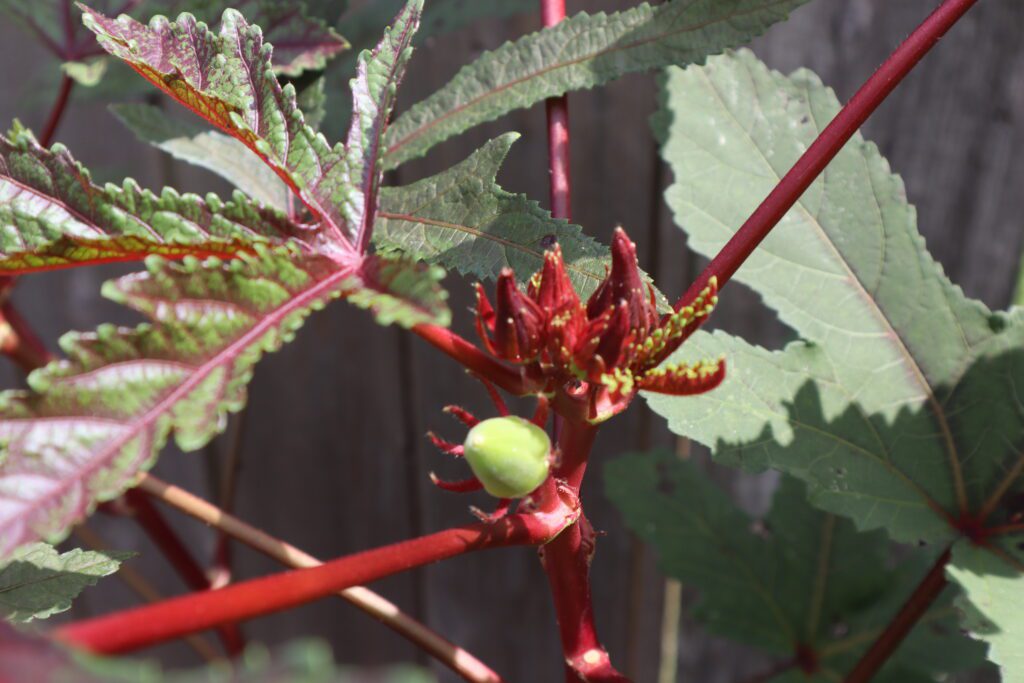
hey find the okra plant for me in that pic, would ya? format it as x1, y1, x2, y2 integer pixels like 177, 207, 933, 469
0, 0, 1017, 681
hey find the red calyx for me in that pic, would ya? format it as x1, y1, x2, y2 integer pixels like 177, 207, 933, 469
472, 227, 725, 422
476, 269, 545, 363
586, 228, 658, 339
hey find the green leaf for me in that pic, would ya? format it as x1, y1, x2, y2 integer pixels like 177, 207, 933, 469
324, 0, 536, 137
111, 103, 291, 212
383, 0, 812, 169
606, 451, 986, 680
948, 543, 1024, 682
376, 134, 613, 301
0, 543, 130, 622
0, 122, 307, 273
650, 49, 1024, 673
61, 59, 109, 87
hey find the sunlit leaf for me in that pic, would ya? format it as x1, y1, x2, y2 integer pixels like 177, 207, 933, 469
649, 49, 1024, 675
384, 0, 812, 169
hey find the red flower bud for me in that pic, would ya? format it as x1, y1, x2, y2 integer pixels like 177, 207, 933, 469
586, 228, 658, 339
476, 269, 545, 363
528, 245, 579, 312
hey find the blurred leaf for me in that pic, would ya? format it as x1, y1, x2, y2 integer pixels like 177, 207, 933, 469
0, 626, 436, 682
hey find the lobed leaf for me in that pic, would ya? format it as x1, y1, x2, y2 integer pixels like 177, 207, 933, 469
650, 50, 1024, 673
383, 0, 812, 169
606, 452, 986, 681
83, 1, 422, 259
0, 245, 448, 559
0, 122, 310, 273
323, 0, 536, 137
0, 543, 130, 622
376, 134, 613, 301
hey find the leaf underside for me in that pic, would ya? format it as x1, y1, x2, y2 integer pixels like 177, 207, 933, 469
383, 0, 812, 169
606, 452, 986, 681
649, 49, 1024, 673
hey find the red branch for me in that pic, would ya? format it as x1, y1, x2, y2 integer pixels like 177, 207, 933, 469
413, 323, 529, 395
676, 0, 981, 310
844, 548, 951, 683
39, 74, 75, 147
0, 300, 53, 372
542, 0, 571, 221
54, 509, 577, 654
118, 490, 245, 654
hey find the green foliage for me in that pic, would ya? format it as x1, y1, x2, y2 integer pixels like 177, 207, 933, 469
323, 0, 536, 136
376, 134, 613, 301
0, 543, 130, 622
606, 451, 986, 681
949, 543, 1024, 681
650, 49, 1024, 674
0, 628, 436, 682
383, 0, 812, 169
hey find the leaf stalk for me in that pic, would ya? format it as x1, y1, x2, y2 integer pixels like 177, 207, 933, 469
844, 548, 951, 683
53, 491, 579, 655
134, 473, 506, 683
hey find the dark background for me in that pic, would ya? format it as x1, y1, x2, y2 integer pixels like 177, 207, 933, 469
1, 1, 1022, 681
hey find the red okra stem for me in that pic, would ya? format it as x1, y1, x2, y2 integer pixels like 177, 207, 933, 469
39, 74, 74, 147
119, 489, 245, 655
413, 323, 529, 395
0, 301, 53, 372
541, 418, 625, 682
676, 0, 981, 311
541, 0, 571, 222
54, 512, 569, 654
844, 548, 951, 683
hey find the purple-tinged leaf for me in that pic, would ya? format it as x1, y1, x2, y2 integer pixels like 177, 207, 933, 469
0, 1, 345, 75
342, 0, 422, 253
177, 0, 349, 77
0, 122, 314, 273
0, 245, 448, 559
81, 2, 422, 261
